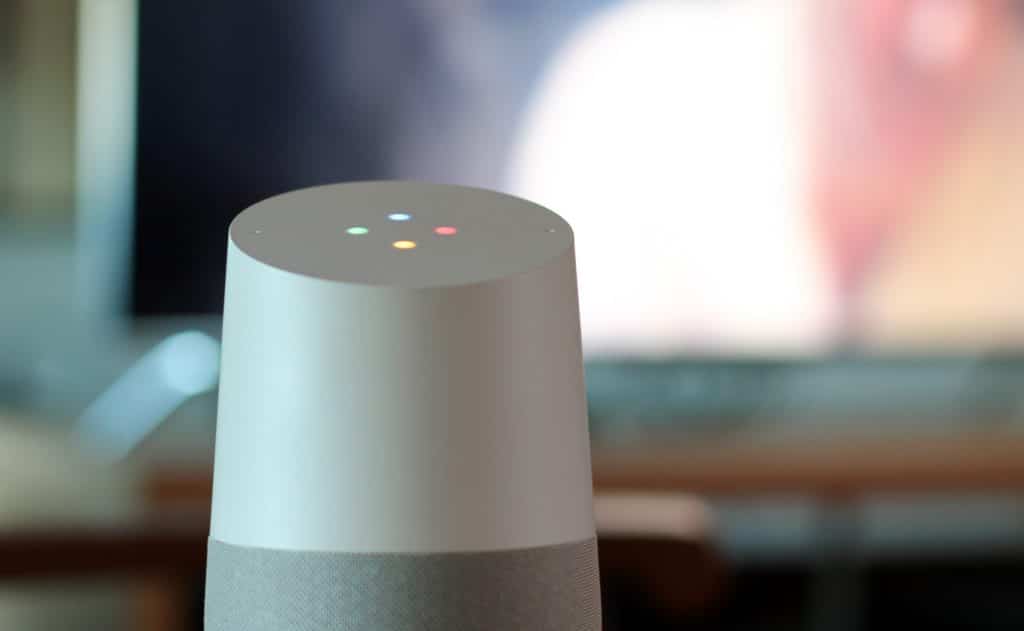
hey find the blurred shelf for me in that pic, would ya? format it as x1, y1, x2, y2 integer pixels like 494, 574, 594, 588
137, 427, 1024, 507
592, 429, 1024, 496
0, 509, 209, 580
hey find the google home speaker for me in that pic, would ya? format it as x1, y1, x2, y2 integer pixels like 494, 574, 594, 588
205, 181, 601, 630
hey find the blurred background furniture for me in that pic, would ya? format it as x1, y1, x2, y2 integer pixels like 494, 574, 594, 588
0, 494, 727, 631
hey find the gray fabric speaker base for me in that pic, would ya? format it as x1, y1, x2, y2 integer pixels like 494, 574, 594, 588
205, 537, 601, 630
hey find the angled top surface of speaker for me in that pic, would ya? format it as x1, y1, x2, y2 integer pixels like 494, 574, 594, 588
207, 181, 600, 630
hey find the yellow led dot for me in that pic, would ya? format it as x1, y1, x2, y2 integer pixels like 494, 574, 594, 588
392, 240, 417, 250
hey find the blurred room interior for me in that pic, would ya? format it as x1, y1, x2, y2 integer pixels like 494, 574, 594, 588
2, 0, 1024, 629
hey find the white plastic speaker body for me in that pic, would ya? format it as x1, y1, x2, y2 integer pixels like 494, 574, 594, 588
206, 181, 600, 630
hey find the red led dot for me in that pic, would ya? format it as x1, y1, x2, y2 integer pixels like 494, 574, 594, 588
434, 226, 458, 236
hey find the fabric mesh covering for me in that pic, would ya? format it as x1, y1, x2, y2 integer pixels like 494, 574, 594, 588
205, 537, 601, 630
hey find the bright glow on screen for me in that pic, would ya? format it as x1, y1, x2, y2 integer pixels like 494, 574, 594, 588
506, 2, 832, 356
433, 226, 457, 236
346, 226, 369, 235
388, 212, 412, 222
392, 240, 417, 250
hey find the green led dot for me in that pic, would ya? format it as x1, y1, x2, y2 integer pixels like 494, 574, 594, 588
346, 226, 369, 235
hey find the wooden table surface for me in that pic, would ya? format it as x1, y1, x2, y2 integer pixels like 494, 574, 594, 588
4, 429, 1020, 630
0, 505, 723, 630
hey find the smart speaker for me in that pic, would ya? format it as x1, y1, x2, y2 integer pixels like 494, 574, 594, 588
205, 181, 601, 630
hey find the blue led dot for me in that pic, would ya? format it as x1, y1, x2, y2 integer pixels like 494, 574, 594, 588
388, 212, 412, 222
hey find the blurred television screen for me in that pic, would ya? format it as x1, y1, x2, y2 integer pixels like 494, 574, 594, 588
130, 0, 1024, 357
